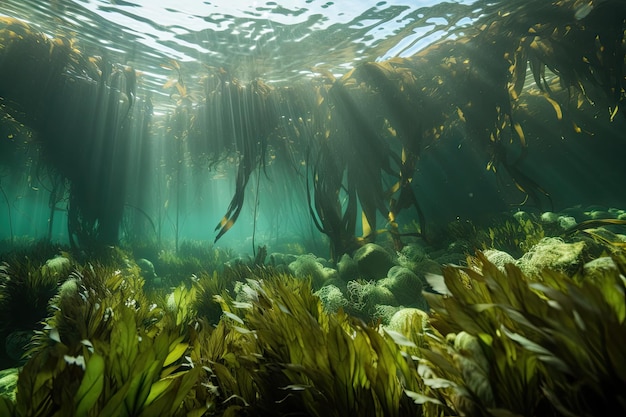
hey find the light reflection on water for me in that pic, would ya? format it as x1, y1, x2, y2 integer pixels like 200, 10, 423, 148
1, 0, 481, 110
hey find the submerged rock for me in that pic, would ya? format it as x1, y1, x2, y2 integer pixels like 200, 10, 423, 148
583, 256, 619, 282
353, 243, 395, 280
41, 255, 71, 279
137, 258, 156, 278
137, 258, 164, 286
512, 210, 532, 222
373, 304, 402, 325
397, 243, 427, 267
337, 253, 359, 281
483, 249, 516, 272
289, 254, 337, 288
386, 308, 429, 335
452, 332, 493, 407
269, 252, 298, 267
558, 215, 577, 230
589, 209, 612, 220
540, 211, 559, 224
346, 279, 397, 317
378, 266, 423, 306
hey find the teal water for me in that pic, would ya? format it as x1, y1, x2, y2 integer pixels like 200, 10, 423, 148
0, 0, 625, 257
1, 0, 478, 111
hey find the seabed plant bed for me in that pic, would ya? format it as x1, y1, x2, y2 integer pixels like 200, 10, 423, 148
1, 206, 626, 416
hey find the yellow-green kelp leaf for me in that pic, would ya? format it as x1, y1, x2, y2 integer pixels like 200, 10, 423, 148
98, 382, 132, 417
124, 359, 162, 415
143, 378, 172, 407
140, 366, 203, 417
74, 353, 105, 417
0, 395, 15, 416
163, 339, 188, 368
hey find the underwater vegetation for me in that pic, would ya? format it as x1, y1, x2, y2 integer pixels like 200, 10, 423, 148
1, 219, 626, 416
1, 0, 625, 259
0, 241, 72, 368
0, 16, 149, 252
147, 240, 235, 288
166, 0, 626, 259
444, 212, 547, 259
424, 251, 626, 416
0, 253, 618, 415
1, 0, 626, 412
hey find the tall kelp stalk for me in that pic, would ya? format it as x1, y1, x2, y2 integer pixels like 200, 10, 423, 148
200, 71, 279, 243
0, 17, 141, 252
0, 177, 13, 244
305, 62, 430, 260
160, 89, 193, 253
303, 0, 626, 257
119, 94, 156, 248
50, 64, 136, 250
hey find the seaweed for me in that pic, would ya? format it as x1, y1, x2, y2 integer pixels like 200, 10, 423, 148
0, 243, 72, 367
2, 241, 626, 415
423, 250, 626, 416
13, 262, 205, 417
3, 1, 625, 258
0, 17, 139, 252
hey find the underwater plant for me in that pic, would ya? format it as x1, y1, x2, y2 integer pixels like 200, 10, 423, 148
0, 17, 142, 252
180, 0, 626, 259
153, 240, 234, 285
190, 270, 233, 325
0, 242, 72, 368
11, 262, 206, 417
3, 0, 626, 259
439, 212, 554, 262
1, 2, 626, 413
201, 272, 427, 417
2, 239, 626, 416
423, 251, 626, 416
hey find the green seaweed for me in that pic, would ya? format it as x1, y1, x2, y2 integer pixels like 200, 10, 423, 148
423, 250, 626, 416
1, 245, 626, 416
12, 262, 204, 417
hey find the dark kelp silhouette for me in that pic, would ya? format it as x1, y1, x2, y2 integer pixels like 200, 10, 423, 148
0, 18, 142, 252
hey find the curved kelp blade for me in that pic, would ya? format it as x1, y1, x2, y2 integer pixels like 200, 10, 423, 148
74, 353, 105, 417
214, 167, 250, 242
562, 218, 626, 237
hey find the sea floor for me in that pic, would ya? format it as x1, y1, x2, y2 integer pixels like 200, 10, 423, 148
1, 203, 625, 415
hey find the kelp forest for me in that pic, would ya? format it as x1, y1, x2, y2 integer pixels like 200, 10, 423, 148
0, 0, 623, 258
1, 0, 626, 416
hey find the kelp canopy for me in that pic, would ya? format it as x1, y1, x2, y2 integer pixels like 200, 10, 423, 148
0, 0, 624, 257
